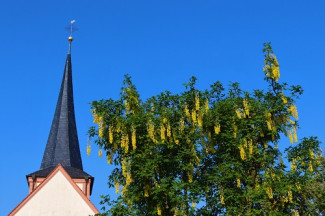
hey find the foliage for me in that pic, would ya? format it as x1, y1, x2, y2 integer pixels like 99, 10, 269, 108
88, 43, 324, 215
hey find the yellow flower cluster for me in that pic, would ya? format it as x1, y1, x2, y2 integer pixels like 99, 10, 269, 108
248, 140, 253, 156
185, 105, 190, 119
243, 99, 249, 117
265, 112, 273, 131
160, 124, 166, 142
132, 127, 136, 150
124, 100, 130, 114
107, 152, 113, 164
310, 150, 314, 159
121, 132, 129, 153
205, 99, 209, 112
167, 123, 171, 137
115, 181, 120, 194
214, 124, 221, 135
192, 109, 197, 125
179, 119, 185, 132
195, 94, 200, 111
174, 208, 178, 216
220, 194, 225, 205
147, 119, 156, 142
288, 104, 298, 120
263, 54, 280, 82
281, 94, 288, 104
293, 209, 299, 216
266, 186, 273, 199
235, 108, 242, 119
192, 202, 195, 208
290, 159, 297, 171
87, 144, 91, 156
236, 178, 241, 188
98, 149, 103, 158
157, 206, 162, 216
288, 127, 298, 144
288, 190, 293, 203
198, 113, 203, 128
233, 124, 238, 138
109, 126, 113, 144
239, 145, 246, 160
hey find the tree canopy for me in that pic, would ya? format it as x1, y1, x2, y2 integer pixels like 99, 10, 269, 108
88, 43, 324, 215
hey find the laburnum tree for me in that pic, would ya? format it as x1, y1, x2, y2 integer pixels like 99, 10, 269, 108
88, 43, 324, 215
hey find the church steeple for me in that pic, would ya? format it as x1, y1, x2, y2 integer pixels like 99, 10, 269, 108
40, 36, 83, 170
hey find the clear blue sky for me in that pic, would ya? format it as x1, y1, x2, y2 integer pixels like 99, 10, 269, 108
1, 0, 324, 215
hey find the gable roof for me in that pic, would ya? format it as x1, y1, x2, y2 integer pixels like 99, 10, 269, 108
9, 164, 99, 215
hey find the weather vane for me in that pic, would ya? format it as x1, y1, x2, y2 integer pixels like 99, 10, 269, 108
65, 20, 78, 53
65, 20, 78, 42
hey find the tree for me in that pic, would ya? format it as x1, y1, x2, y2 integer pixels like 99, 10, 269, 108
88, 43, 324, 215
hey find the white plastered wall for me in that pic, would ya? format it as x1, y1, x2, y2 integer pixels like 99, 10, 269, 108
14, 171, 96, 216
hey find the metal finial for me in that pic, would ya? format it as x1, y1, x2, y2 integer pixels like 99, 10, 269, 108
66, 20, 77, 54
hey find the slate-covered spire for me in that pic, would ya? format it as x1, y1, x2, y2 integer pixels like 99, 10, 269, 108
40, 36, 83, 170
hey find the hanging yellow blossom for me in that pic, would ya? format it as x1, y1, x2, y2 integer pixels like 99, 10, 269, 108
157, 206, 162, 215
188, 172, 193, 183
288, 104, 298, 120
192, 202, 195, 208
125, 172, 132, 187
179, 119, 185, 132
288, 130, 294, 144
310, 150, 314, 159
293, 209, 299, 216
233, 124, 238, 138
132, 127, 136, 150
266, 186, 273, 199
122, 159, 127, 177
220, 194, 225, 205
115, 181, 120, 194
249, 140, 253, 156
192, 109, 197, 125
235, 109, 242, 119
205, 99, 209, 112
185, 105, 191, 119
295, 183, 301, 192
98, 122, 104, 138
144, 188, 149, 197
239, 145, 246, 160
195, 94, 200, 111
281, 94, 288, 104
174, 208, 178, 216
291, 159, 297, 171
124, 134, 129, 153
293, 127, 298, 143
163, 117, 168, 123
265, 112, 272, 131
98, 149, 103, 158
243, 99, 249, 117
109, 126, 114, 144
198, 113, 203, 128
288, 190, 293, 203
160, 124, 166, 142
124, 100, 130, 114
237, 178, 241, 188
214, 124, 221, 135
148, 119, 155, 142
167, 123, 171, 137
87, 144, 91, 156
107, 152, 113, 164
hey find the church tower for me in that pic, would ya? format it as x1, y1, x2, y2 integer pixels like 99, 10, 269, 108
9, 33, 99, 216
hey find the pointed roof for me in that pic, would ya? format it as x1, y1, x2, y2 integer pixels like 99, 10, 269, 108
40, 49, 83, 170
